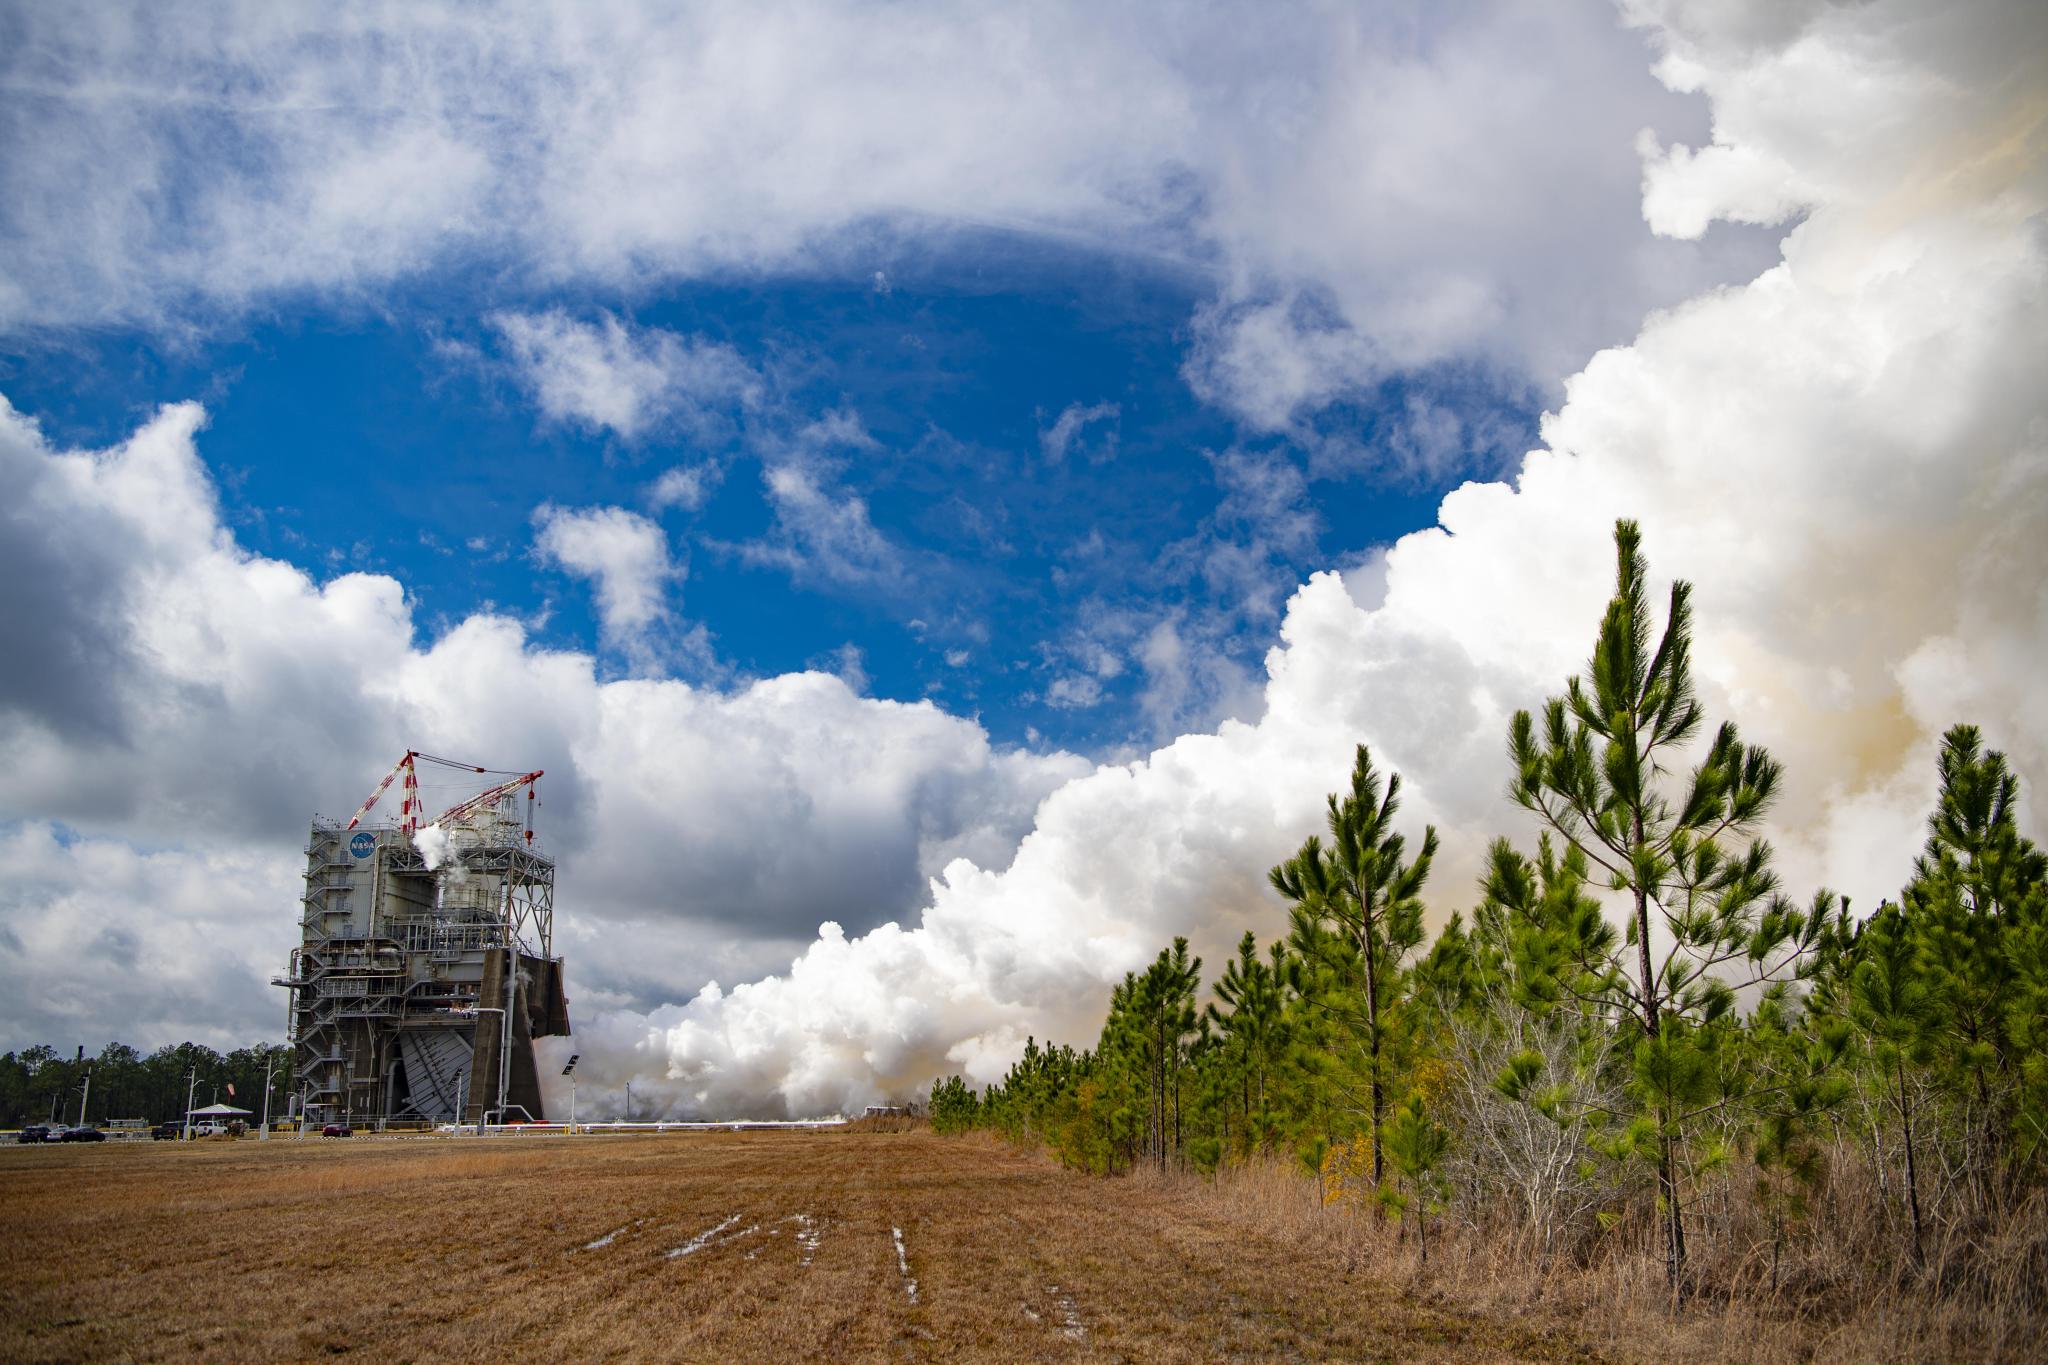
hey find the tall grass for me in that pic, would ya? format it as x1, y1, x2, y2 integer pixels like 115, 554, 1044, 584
1178, 1142, 2047, 1363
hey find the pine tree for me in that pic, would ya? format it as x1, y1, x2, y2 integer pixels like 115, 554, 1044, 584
1382, 1091, 1451, 1268
1206, 931, 1293, 1153
1904, 727, 2048, 1186
1836, 902, 1936, 1264
1506, 519, 1839, 1299
1271, 744, 1436, 1191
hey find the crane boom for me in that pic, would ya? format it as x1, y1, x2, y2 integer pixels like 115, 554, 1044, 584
428, 770, 544, 832
345, 751, 422, 832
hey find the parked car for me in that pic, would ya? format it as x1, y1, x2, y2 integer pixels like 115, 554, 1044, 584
60, 1126, 106, 1143
152, 1122, 181, 1141
189, 1122, 226, 1137
322, 1122, 354, 1137
17, 1124, 52, 1143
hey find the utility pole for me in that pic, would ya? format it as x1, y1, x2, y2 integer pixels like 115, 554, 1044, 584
563, 1054, 579, 1135
182, 1065, 198, 1140
625, 1080, 632, 1123
75, 1048, 93, 1128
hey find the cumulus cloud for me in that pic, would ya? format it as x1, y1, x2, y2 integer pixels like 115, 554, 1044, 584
0, 398, 1089, 1047
648, 462, 722, 513
0, 1, 1776, 436
0, 824, 300, 1048
531, 502, 678, 660
491, 310, 759, 440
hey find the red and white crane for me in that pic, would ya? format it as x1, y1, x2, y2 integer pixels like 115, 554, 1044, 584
430, 769, 546, 842
344, 751, 542, 842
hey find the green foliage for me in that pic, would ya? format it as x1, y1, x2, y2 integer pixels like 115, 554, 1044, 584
928, 1074, 980, 1134
922, 519, 2046, 1307
1270, 744, 1436, 1190
0, 1039, 291, 1129
1381, 1090, 1451, 1265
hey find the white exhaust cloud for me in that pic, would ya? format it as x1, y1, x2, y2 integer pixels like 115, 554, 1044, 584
413, 823, 454, 873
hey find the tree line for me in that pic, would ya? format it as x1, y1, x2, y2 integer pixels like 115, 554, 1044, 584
0, 1039, 292, 1129
932, 520, 2046, 1305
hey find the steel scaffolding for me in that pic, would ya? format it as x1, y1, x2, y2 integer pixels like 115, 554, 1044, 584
274, 803, 570, 1128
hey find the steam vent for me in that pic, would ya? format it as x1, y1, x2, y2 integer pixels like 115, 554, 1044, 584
274, 752, 571, 1127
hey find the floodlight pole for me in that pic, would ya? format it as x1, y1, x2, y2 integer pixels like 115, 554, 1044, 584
182, 1066, 198, 1141
76, 1065, 92, 1128
562, 1054, 579, 1136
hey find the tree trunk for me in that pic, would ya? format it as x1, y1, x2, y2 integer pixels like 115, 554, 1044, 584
1361, 896, 1384, 1189
1632, 821, 1685, 1305
1899, 1059, 1924, 1269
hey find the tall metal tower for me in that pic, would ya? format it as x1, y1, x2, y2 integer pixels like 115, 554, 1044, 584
274, 754, 571, 1128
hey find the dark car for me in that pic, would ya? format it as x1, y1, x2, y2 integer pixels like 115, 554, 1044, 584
60, 1126, 106, 1143
152, 1122, 181, 1141
17, 1124, 52, 1143
322, 1122, 353, 1137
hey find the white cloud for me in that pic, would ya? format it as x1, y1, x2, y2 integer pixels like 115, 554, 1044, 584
648, 462, 722, 513
0, 824, 300, 1048
490, 310, 759, 440
531, 503, 677, 656
1039, 401, 1120, 464
1043, 675, 1105, 710
0, 1, 1777, 434
739, 412, 907, 592
0, 400, 1090, 1048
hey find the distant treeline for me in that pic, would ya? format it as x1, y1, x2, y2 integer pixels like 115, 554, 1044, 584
932, 521, 2047, 1308
0, 1039, 290, 1129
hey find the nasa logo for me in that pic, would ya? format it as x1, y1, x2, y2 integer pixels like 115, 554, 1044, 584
349, 832, 376, 858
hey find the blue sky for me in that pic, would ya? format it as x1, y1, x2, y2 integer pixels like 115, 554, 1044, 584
0, 239, 1510, 756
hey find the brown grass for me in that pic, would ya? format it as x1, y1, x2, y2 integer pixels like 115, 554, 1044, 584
1, 1129, 1593, 1362
1188, 1154, 2048, 1364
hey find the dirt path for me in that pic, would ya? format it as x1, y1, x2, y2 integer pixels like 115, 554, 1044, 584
0, 1131, 1595, 1361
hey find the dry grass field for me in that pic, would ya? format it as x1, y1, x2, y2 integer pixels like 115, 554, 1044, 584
0, 1128, 1599, 1363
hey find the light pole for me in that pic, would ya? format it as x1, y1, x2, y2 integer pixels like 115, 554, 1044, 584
76, 1062, 93, 1128
182, 1065, 198, 1141
625, 1081, 632, 1123
259, 1054, 275, 1141
562, 1054, 579, 1135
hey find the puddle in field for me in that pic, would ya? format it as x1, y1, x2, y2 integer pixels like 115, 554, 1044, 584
1049, 1285, 1084, 1341
580, 1215, 654, 1251
666, 1214, 746, 1259
891, 1226, 919, 1304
